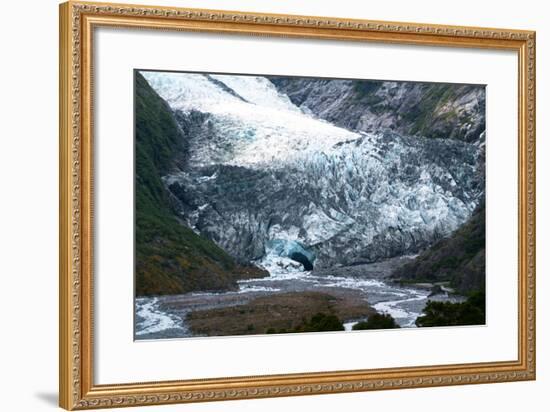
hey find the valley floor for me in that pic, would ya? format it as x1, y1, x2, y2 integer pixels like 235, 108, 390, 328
135, 256, 465, 340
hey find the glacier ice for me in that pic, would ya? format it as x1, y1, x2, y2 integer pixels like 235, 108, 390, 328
142, 71, 485, 270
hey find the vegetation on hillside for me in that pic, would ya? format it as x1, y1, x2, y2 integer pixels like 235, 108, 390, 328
392, 202, 485, 295
416, 291, 486, 327
135, 72, 267, 296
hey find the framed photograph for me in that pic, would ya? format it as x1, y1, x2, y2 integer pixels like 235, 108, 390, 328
59, 1, 536, 409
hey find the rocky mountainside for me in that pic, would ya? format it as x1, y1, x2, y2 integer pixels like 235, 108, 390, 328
140, 71, 486, 276
391, 203, 485, 295
269, 77, 485, 142
134, 73, 267, 296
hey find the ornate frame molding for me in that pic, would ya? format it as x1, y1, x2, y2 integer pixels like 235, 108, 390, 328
59, 1, 536, 409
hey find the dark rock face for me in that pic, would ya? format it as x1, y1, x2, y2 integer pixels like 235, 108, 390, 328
139, 71, 486, 279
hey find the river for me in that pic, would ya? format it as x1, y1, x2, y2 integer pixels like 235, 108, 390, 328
135, 256, 463, 340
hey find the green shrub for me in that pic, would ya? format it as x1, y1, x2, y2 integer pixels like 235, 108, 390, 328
289, 313, 345, 333
415, 291, 485, 327
352, 313, 400, 330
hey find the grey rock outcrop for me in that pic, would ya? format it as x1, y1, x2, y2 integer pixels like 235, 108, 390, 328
269, 77, 485, 142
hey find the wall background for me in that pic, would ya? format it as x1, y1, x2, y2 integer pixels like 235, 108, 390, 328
0, 0, 546, 411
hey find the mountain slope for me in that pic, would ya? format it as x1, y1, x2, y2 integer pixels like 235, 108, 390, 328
135, 72, 267, 296
391, 203, 485, 294
269, 77, 485, 142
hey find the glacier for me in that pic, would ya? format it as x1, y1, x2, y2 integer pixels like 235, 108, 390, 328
142, 71, 484, 271
143, 71, 363, 168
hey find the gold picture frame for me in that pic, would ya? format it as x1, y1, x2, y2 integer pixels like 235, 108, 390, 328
59, 1, 536, 409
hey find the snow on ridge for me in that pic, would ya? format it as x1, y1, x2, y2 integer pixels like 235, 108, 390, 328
210, 74, 300, 113
141, 71, 238, 112
140, 70, 362, 168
